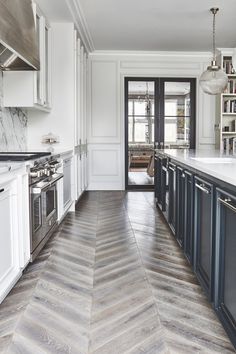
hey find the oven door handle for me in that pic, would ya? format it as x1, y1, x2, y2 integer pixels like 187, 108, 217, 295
49, 173, 63, 186
32, 183, 51, 194
31, 174, 64, 194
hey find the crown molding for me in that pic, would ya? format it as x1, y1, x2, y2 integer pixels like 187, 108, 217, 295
65, 0, 95, 53
89, 50, 212, 58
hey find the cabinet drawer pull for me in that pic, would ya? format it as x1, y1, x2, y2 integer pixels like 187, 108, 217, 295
218, 197, 236, 213
169, 166, 175, 172
162, 166, 167, 172
0, 188, 4, 193
195, 183, 211, 194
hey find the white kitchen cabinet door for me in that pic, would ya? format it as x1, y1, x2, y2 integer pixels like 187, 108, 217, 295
3, 7, 51, 111
17, 173, 30, 269
0, 183, 21, 304
76, 153, 82, 200
82, 152, 88, 191
63, 157, 72, 210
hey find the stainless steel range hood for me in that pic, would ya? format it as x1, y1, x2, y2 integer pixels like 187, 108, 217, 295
0, 0, 40, 71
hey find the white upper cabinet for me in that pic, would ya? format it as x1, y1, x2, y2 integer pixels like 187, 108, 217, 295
3, 5, 51, 111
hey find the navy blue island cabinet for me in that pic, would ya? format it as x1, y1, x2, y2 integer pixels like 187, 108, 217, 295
155, 150, 236, 350
194, 176, 214, 301
215, 188, 236, 348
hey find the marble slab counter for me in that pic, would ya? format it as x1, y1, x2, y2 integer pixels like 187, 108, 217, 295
156, 149, 236, 187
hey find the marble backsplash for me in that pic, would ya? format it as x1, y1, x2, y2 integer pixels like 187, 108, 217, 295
0, 73, 28, 152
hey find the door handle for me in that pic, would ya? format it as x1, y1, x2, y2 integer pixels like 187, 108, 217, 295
162, 166, 167, 172
195, 183, 211, 194
218, 197, 236, 213
169, 166, 175, 172
85, 139, 88, 157
79, 138, 82, 160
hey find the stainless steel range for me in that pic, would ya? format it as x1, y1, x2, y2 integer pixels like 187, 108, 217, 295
29, 155, 63, 261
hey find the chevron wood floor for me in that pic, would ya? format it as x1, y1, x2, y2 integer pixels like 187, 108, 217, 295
0, 191, 235, 353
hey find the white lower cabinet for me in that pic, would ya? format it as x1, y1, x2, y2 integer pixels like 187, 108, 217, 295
63, 159, 72, 208
75, 152, 82, 200
63, 155, 73, 212
74, 145, 88, 202
0, 180, 21, 303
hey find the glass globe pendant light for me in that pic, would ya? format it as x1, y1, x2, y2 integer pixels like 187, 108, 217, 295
199, 8, 228, 95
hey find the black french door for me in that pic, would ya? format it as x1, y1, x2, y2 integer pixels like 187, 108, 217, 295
125, 77, 196, 190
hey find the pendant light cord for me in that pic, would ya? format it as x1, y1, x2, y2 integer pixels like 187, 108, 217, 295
210, 7, 219, 62
213, 10, 216, 61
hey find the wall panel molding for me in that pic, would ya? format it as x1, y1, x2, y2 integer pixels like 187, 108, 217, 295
88, 144, 123, 190
88, 60, 120, 144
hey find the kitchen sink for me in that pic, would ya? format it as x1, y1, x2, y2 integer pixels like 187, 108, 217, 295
190, 157, 235, 164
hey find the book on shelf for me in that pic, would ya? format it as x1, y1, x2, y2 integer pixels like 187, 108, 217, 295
224, 79, 236, 94
223, 99, 236, 113
223, 137, 236, 153
223, 58, 235, 75
232, 119, 236, 132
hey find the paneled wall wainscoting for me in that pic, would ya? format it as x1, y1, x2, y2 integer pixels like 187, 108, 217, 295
0, 192, 234, 353
87, 52, 216, 190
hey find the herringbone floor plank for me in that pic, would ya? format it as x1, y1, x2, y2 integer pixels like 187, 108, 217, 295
0, 191, 234, 353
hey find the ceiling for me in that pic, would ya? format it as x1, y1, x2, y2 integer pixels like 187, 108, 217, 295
35, 0, 73, 22
77, 0, 236, 51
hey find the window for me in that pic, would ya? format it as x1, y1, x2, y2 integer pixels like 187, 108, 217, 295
128, 98, 155, 144
164, 83, 191, 146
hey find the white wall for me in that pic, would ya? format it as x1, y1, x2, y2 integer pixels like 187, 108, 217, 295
87, 51, 216, 191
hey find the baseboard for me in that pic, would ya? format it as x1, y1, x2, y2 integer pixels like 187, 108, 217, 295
87, 182, 124, 190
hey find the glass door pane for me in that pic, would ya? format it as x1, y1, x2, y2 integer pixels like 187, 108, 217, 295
32, 194, 42, 233
45, 185, 56, 218
163, 81, 194, 149
127, 80, 155, 188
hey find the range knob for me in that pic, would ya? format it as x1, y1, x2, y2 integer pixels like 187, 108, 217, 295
44, 169, 51, 176
30, 171, 38, 178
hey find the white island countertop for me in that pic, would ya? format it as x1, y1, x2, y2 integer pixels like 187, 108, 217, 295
156, 149, 236, 187
0, 162, 26, 176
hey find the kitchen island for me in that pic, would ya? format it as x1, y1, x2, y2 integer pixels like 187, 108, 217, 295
155, 149, 236, 349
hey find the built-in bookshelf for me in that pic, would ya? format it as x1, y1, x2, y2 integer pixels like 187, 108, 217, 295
216, 49, 236, 152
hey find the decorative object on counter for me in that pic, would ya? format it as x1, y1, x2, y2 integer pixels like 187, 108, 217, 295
199, 8, 228, 95
41, 132, 59, 152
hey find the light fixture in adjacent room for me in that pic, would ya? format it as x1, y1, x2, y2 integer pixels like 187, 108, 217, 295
199, 8, 228, 95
